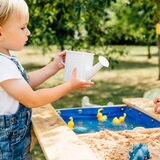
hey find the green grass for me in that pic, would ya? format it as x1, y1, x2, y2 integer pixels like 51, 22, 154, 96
15, 45, 160, 159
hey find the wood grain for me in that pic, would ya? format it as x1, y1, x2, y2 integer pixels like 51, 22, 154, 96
32, 104, 99, 160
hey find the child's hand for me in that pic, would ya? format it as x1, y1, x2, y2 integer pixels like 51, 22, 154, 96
67, 68, 94, 91
51, 51, 66, 72
154, 96, 160, 113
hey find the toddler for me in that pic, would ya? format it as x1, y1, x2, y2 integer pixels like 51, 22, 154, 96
0, 0, 93, 159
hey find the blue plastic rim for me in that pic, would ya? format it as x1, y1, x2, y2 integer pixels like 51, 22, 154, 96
58, 105, 160, 134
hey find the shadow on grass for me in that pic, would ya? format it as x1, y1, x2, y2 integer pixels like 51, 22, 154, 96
114, 60, 157, 70
131, 52, 158, 57
31, 143, 46, 160
22, 57, 158, 74
23, 63, 45, 72
52, 80, 145, 109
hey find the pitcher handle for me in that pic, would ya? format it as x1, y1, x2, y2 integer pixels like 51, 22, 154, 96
60, 59, 65, 66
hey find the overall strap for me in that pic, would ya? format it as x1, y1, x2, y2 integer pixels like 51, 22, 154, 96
10, 57, 29, 83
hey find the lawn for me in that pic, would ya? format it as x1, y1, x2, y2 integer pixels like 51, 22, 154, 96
15, 45, 160, 159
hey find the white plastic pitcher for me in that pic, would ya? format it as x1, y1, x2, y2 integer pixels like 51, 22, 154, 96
62, 50, 109, 81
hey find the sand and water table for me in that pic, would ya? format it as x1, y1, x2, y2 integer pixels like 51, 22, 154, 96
31, 98, 160, 160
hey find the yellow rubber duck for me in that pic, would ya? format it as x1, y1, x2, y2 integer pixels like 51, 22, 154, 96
67, 117, 74, 130
97, 108, 107, 121
119, 113, 126, 123
112, 117, 121, 125
112, 113, 126, 125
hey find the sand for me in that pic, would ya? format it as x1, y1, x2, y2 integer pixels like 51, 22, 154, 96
79, 128, 160, 160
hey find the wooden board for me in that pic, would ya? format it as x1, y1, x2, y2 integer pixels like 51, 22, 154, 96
123, 98, 160, 121
32, 104, 99, 160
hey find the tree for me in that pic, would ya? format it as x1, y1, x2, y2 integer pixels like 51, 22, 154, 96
27, 0, 80, 51
27, 0, 125, 67
108, 0, 156, 59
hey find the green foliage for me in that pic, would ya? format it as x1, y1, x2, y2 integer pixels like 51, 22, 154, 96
27, 1, 114, 46
26, 0, 159, 63
108, 0, 157, 44
27, 0, 128, 63
27, 0, 79, 51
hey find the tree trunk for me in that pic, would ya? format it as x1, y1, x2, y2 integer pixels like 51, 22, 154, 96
155, 0, 160, 80
158, 36, 160, 80
147, 42, 151, 59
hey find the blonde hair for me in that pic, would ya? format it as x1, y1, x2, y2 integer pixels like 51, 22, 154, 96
0, 0, 28, 26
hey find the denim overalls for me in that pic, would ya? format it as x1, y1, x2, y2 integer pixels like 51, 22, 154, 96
0, 55, 32, 160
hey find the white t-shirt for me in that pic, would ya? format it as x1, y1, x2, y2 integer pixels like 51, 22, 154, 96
0, 53, 24, 115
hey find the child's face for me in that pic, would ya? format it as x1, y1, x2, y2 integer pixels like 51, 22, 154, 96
0, 12, 30, 54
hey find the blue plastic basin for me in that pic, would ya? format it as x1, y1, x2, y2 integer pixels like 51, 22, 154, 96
58, 105, 160, 134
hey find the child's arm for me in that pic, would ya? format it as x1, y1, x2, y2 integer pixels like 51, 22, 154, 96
154, 96, 160, 113
27, 51, 65, 88
0, 69, 93, 108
